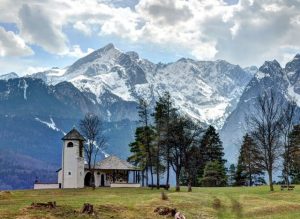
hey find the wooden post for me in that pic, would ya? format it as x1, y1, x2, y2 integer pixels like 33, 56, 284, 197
113, 170, 115, 183
133, 171, 135, 183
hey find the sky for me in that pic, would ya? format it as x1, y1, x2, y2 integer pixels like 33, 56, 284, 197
0, 0, 300, 76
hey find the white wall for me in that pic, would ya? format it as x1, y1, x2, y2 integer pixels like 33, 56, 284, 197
110, 183, 141, 188
34, 183, 59, 189
62, 140, 84, 188
87, 171, 109, 187
57, 169, 62, 184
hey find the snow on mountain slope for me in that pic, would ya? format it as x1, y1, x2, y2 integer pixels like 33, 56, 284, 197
0, 72, 18, 80
221, 55, 300, 161
30, 44, 254, 128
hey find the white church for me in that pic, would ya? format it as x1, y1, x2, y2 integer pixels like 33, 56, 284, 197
34, 128, 141, 189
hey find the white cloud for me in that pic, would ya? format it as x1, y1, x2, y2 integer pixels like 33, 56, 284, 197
0, 27, 33, 57
0, 0, 300, 66
63, 45, 94, 58
18, 4, 68, 54
73, 21, 92, 36
24, 66, 50, 75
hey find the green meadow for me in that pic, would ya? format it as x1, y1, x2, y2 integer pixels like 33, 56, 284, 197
1, 186, 300, 219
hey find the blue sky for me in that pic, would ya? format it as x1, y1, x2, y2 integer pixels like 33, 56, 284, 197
0, 0, 300, 75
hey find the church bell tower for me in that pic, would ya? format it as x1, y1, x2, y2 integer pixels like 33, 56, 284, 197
61, 128, 85, 188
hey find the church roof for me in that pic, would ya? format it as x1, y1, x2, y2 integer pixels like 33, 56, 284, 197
62, 128, 85, 141
93, 155, 138, 170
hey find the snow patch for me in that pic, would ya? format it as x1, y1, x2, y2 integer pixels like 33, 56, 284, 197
35, 117, 66, 134
255, 71, 270, 80
18, 79, 29, 100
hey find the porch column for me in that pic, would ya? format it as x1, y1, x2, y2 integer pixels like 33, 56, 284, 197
113, 170, 116, 183
133, 171, 135, 183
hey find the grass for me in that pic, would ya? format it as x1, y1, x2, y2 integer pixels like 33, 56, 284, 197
1, 186, 300, 218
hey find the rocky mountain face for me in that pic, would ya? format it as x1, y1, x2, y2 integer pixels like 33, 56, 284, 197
31, 43, 254, 128
220, 55, 300, 160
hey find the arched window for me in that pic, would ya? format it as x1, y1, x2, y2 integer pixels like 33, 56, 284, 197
67, 142, 73, 147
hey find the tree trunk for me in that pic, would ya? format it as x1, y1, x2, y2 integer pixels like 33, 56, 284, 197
150, 166, 154, 189
268, 171, 274, 191
156, 144, 160, 189
175, 171, 180, 192
146, 167, 149, 186
166, 156, 170, 189
141, 169, 145, 187
187, 178, 192, 192
156, 172, 160, 189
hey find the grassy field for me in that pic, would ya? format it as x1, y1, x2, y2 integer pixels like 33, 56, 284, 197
1, 186, 300, 219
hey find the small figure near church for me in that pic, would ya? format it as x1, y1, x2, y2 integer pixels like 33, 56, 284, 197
34, 128, 141, 189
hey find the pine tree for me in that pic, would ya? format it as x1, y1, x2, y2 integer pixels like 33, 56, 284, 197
288, 125, 300, 184
201, 126, 226, 164
137, 98, 154, 187
127, 127, 148, 186
153, 92, 177, 187
199, 126, 226, 182
168, 115, 202, 191
236, 134, 264, 186
235, 152, 247, 186
152, 96, 165, 189
201, 161, 227, 187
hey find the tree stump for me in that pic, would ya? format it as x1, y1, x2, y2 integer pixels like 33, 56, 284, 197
31, 201, 56, 209
81, 203, 94, 214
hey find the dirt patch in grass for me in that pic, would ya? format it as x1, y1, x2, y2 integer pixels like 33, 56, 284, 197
96, 204, 129, 217
0, 191, 12, 200
17, 203, 143, 219
246, 204, 300, 217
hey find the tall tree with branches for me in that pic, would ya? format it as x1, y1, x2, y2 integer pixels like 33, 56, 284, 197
79, 113, 106, 185
128, 127, 148, 187
249, 91, 283, 191
152, 92, 177, 189
236, 134, 264, 186
137, 98, 154, 187
281, 101, 297, 186
287, 124, 300, 184
169, 115, 202, 191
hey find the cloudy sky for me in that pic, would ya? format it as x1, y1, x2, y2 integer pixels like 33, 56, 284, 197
0, 0, 300, 75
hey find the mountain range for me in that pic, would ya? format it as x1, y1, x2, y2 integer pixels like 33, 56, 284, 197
1, 43, 300, 189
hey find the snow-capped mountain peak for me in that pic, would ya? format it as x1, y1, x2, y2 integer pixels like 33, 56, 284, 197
0, 72, 19, 81
28, 44, 254, 128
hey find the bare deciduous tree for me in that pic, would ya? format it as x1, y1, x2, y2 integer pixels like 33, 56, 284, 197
248, 91, 283, 191
79, 113, 106, 185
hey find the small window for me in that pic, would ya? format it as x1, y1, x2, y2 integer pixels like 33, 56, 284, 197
67, 142, 73, 147
68, 172, 71, 175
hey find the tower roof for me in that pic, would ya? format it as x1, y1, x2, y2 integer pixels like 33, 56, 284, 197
62, 128, 85, 141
